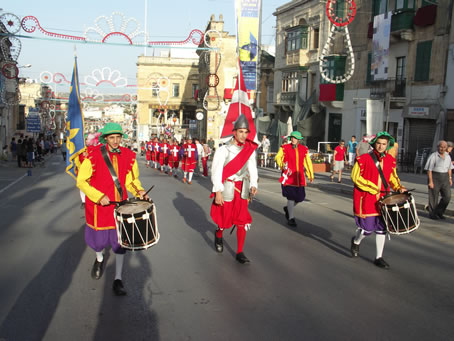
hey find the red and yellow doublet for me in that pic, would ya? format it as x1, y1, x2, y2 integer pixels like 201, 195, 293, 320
352, 152, 402, 218
275, 144, 314, 187
77, 145, 143, 231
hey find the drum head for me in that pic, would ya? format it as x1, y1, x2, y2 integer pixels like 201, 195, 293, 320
381, 193, 410, 205
116, 198, 153, 215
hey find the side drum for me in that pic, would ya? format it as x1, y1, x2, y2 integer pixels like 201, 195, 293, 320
379, 193, 420, 235
114, 198, 159, 250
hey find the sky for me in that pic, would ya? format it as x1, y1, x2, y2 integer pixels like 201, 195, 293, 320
1, 0, 287, 96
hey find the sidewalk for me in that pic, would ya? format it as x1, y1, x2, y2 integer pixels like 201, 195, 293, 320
258, 166, 454, 217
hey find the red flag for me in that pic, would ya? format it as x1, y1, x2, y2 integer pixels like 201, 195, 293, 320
220, 62, 257, 143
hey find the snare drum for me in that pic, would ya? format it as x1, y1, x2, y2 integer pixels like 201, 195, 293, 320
114, 198, 159, 250
379, 193, 420, 235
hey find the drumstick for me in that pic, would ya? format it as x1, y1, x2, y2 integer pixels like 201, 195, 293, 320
144, 185, 155, 197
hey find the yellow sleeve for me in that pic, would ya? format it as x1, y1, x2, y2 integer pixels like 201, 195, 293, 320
303, 152, 314, 181
125, 159, 145, 196
389, 168, 403, 192
350, 162, 380, 195
76, 159, 105, 203
275, 147, 285, 169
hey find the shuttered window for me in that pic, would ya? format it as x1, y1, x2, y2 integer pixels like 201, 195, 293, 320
414, 41, 432, 81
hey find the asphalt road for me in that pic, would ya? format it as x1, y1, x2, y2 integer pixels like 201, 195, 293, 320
0, 154, 453, 341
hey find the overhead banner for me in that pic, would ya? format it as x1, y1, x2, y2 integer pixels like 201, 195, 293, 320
236, 0, 261, 91
371, 11, 392, 81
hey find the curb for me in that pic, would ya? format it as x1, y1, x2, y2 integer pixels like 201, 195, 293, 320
258, 169, 454, 217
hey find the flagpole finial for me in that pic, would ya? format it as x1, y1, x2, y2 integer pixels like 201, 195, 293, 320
73, 45, 77, 57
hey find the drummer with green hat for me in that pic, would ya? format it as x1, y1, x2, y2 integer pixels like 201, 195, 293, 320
77, 122, 150, 295
275, 131, 314, 227
350, 131, 407, 269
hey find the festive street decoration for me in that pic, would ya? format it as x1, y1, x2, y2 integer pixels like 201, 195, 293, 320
319, 0, 356, 84
202, 30, 222, 111
148, 29, 204, 46
1, 36, 22, 62
21, 16, 86, 41
84, 67, 128, 87
0, 13, 22, 34
1, 63, 19, 79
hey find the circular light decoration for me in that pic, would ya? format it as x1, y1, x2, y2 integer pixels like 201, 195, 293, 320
326, 0, 357, 27
204, 30, 222, 48
40, 71, 53, 84
0, 13, 22, 34
1, 36, 22, 62
1, 63, 19, 79
207, 74, 219, 88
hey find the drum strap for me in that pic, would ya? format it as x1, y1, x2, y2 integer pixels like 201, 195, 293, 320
369, 152, 389, 193
101, 145, 124, 199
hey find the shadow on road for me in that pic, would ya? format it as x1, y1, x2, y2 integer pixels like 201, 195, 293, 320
250, 198, 351, 258
172, 191, 236, 256
93, 249, 160, 341
0, 226, 86, 341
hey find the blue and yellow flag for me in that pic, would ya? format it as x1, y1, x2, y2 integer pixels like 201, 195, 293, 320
65, 57, 85, 179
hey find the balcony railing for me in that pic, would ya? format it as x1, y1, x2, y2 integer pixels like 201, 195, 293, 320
391, 9, 415, 32
370, 78, 406, 99
281, 92, 296, 103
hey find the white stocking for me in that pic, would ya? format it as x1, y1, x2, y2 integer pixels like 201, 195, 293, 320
287, 200, 295, 219
354, 228, 366, 244
115, 254, 124, 280
375, 234, 386, 259
96, 251, 104, 262
188, 172, 194, 182
184, 172, 187, 179
80, 190, 86, 203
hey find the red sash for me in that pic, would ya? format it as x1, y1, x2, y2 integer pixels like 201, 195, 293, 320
221, 139, 257, 183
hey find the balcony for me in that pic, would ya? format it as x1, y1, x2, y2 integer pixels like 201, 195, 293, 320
370, 78, 406, 99
391, 9, 415, 32
281, 92, 296, 103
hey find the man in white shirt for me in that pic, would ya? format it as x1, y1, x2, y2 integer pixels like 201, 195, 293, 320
261, 135, 270, 167
424, 140, 453, 219
210, 114, 258, 264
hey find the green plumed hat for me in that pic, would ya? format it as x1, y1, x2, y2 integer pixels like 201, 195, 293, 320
289, 131, 303, 140
369, 131, 395, 150
99, 123, 127, 144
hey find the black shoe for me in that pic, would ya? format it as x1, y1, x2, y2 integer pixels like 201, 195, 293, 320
236, 252, 250, 264
374, 257, 390, 269
288, 218, 297, 227
429, 214, 439, 220
112, 279, 127, 296
80, 202, 85, 209
91, 258, 105, 280
214, 236, 223, 253
437, 213, 445, 220
350, 237, 359, 257
283, 206, 289, 220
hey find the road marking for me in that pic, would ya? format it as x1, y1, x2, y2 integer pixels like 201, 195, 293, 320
0, 173, 28, 194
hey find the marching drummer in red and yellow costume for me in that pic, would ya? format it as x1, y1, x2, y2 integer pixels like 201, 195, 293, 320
77, 122, 150, 295
350, 131, 406, 269
275, 131, 314, 227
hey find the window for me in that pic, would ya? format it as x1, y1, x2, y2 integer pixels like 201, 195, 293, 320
18, 105, 25, 130
320, 56, 347, 84
282, 71, 299, 92
192, 84, 199, 99
396, 0, 414, 10
414, 41, 432, 81
152, 81, 158, 97
366, 53, 372, 84
312, 28, 319, 49
172, 84, 180, 97
372, 0, 388, 16
396, 56, 406, 79
286, 27, 308, 52
267, 85, 274, 101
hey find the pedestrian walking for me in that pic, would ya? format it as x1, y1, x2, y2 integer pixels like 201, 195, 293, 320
275, 131, 314, 227
350, 132, 407, 269
424, 140, 453, 220
347, 136, 357, 169
330, 140, 347, 183
260, 135, 271, 167
76, 123, 150, 296
10, 138, 17, 161
201, 138, 210, 177
210, 114, 258, 264
61, 139, 67, 161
